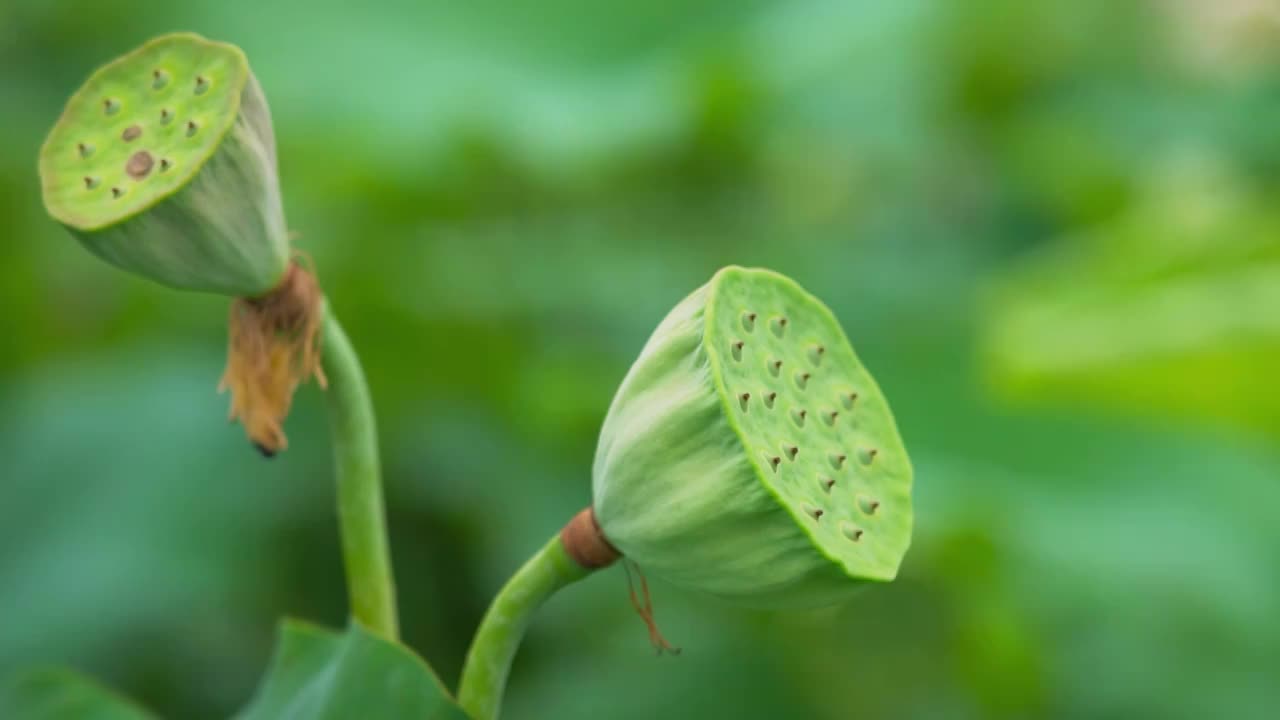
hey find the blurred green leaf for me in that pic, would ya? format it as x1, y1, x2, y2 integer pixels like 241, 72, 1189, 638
235, 620, 468, 720
1, 669, 156, 720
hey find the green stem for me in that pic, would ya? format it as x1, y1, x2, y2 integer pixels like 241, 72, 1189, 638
457, 534, 595, 720
320, 301, 399, 640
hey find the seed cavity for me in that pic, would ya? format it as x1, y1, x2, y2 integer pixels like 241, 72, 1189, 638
83, 176, 99, 190
767, 454, 782, 472
121, 125, 142, 142
858, 497, 880, 515
803, 504, 824, 521
841, 522, 864, 542
820, 477, 836, 493
110, 187, 124, 198
784, 444, 799, 461
859, 448, 879, 465
159, 158, 172, 172
738, 392, 750, 412
768, 359, 782, 377
791, 408, 807, 427
809, 345, 826, 366
795, 372, 810, 390
186, 120, 199, 137
152, 69, 168, 89
823, 410, 839, 426
829, 452, 847, 470
195, 75, 209, 94
771, 316, 788, 338
77, 142, 94, 158
842, 392, 859, 410
764, 391, 777, 409
160, 108, 173, 124
126, 150, 154, 179
731, 340, 744, 362
103, 98, 119, 115
742, 311, 757, 332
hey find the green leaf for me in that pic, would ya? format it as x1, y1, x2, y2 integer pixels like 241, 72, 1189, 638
981, 169, 1280, 436
0, 669, 155, 720
235, 620, 471, 720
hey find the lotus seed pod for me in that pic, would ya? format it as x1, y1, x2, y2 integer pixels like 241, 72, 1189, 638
39, 33, 290, 296
592, 267, 912, 608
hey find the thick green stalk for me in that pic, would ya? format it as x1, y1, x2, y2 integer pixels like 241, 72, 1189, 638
457, 535, 595, 720
321, 302, 399, 640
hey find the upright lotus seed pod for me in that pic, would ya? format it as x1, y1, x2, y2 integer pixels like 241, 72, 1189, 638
592, 266, 913, 608
39, 34, 322, 455
39, 32, 289, 296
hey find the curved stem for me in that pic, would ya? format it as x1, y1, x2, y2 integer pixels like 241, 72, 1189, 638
457, 534, 596, 720
321, 301, 399, 640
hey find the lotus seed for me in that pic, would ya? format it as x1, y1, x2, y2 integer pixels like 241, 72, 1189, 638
784, 445, 799, 461
731, 340, 744, 361
742, 311, 756, 331
803, 504, 824, 521
841, 523, 864, 541
795, 372, 810, 389
858, 497, 880, 515
195, 75, 209, 94
103, 98, 119, 115
152, 69, 168, 89
126, 151, 154, 179
111, 187, 123, 198
809, 345, 826, 366
186, 120, 198, 136
791, 408, 807, 427
771, 316, 788, 337
824, 411, 839, 426
842, 393, 858, 409
764, 391, 777, 409
160, 108, 172, 124
159, 158, 172, 172
860, 448, 878, 465
769, 359, 782, 376
83, 176, 98, 189
821, 477, 836, 492
829, 452, 846, 470
77, 142, 93, 158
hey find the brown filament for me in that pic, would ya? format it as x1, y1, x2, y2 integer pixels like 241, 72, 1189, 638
623, 559, 681, 656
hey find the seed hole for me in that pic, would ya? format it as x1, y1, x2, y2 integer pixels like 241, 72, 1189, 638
152, 69, 168, 89
859, 448, 879, 465
791, 408, 807, 427
771, 316, 788, 338
802, 503, 824, 521
186, 120, 199, 137
77, 142, 93, 158
742, 312, 757, 332
160, 108, 172, 124
858, 497, 880, 515
126, 150, 154, 179
195, 75, 209, 94
768, 359, 782, 377
103, 98, 119, 115
829, 452, 847, 470
738, 392, 750, 412
820, 477, 836, 493
842, 392, 859, 410
764, 392, 777, 409
110, 187, 123, 198
795, 372, 810, 390
83, 176, 99, 190
823, 411, 839, 426
159, 158, 172, 172
121, 125, 142, 142
784, 445, 799, 461
731, 340, 744, 362
767, 455, 782, 472
809, 345, 826, 366
841, 522, 864, 542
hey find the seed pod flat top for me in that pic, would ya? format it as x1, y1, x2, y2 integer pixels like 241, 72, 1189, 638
593, 266, 913, 607
40, 33, 249, 231
706, 268, 911, 580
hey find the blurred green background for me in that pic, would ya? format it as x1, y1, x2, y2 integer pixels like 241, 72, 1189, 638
3, 1, 1279, 718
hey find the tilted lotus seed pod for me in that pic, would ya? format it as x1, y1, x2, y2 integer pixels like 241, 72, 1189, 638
592, 266, 913, 608
39, 34, 322, 456
39, 32, 289, 296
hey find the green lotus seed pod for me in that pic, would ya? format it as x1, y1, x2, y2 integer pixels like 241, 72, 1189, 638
38, 33, 289, 296
592, 266, 913, 608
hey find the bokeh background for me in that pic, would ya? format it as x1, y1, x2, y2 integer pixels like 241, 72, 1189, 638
3, 1, 1279, 718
